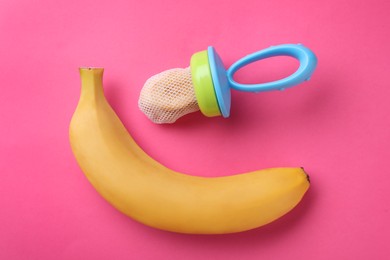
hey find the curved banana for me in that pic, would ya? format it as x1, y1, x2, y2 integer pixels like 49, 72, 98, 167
69, 68, 310, 234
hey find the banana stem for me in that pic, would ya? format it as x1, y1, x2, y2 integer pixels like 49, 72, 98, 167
79, 67, 104, 101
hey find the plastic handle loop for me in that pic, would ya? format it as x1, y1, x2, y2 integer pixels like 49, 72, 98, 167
226, 44, 318, 92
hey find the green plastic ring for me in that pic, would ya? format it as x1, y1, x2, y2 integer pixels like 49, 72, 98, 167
190, 50, 221, 117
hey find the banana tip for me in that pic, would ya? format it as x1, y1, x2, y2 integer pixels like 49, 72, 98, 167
301, 167, 310, 184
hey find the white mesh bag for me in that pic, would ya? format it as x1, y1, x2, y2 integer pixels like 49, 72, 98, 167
138, 67, 199, 124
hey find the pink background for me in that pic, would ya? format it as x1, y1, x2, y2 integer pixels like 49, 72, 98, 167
1, 0, 389, 259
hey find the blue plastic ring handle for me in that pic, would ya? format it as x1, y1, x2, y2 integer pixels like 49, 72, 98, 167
226, 44, 318, 92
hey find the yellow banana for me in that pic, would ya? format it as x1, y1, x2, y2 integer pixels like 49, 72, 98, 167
69, 68, 310, 234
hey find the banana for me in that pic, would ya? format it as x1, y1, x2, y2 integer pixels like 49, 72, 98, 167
69, 68, 310, 234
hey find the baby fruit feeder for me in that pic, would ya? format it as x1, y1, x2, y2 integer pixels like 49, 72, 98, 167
139, 43, 318, 123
